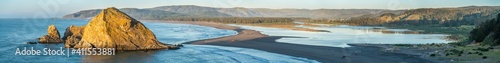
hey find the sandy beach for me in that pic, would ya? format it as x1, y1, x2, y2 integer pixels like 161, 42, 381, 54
156, 21, 436, 63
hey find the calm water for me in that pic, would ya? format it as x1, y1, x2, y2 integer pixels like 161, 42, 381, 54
232, 24, 451, 47
0, 19, 318, 63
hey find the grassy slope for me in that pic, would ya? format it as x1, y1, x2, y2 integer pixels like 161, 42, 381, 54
381, 25, 500, 62
305, 20, 500, 62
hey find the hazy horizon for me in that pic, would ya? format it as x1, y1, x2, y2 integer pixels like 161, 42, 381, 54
1, 0, 499, 18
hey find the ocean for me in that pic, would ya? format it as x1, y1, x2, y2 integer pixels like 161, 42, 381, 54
0, 19, 319, 63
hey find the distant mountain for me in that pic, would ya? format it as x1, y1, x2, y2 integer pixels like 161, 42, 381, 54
218, 8, 402, 19
119, 8, 197, 19
147, 5, 232, 17
63, 8, 190, 19
63, 9, 101, 19
63, 5, 399, 19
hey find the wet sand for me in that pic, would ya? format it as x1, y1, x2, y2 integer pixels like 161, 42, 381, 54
156, 21, 436, 63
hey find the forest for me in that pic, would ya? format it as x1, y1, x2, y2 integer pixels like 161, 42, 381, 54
301, 18, 385, 25
302, 17, 477, 27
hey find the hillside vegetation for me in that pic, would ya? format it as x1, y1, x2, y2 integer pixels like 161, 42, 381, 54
470, 13, 500, 45
303, 6, 500, 26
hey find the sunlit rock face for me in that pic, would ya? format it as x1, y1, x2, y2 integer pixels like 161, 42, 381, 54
38, 25, 63, 43
73, 7, 175, 50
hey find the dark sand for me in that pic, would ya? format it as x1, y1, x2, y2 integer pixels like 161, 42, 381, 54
157, 21, 436, 63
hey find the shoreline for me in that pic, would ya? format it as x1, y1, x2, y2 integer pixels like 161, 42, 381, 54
149, 21, 438, 63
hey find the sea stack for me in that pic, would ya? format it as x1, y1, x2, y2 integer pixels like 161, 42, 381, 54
72, 7, 175, 50
38, 25, 63, 43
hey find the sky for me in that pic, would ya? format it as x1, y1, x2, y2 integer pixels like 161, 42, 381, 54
0, 0, 499, 18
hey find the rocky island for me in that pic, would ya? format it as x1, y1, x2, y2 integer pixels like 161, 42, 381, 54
38, 7, 179, 50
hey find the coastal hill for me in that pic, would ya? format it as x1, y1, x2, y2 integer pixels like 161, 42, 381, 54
302, 6, 500, 26
470, 13, 500, 45
377, 6, 500, 22
64, 5, 500, 25
68, 7, 178, 50
63, 5, 400, 20
62, 8, 192, 20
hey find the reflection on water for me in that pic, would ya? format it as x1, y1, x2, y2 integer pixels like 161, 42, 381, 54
82, 45, 318, 63
82, 51, 157, 63
233, 24, 451, 47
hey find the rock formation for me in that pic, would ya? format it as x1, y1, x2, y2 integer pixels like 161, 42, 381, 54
65, 36, 80, 48
72, 7, 175, 50
62, 25, 84, 40
38, 25, 63, 43
63, 25, 84, 48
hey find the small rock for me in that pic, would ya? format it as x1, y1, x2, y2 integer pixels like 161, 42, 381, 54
168, 46, 180, 50
174, 44, 183, 47
26, 42, 37, 44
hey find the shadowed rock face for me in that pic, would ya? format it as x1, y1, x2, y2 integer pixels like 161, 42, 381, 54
62, 25, 84, 40
73, 7, 173, 50
65, 36, 80, 48
63, 25, 84, 48
38, 25, 63, 43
